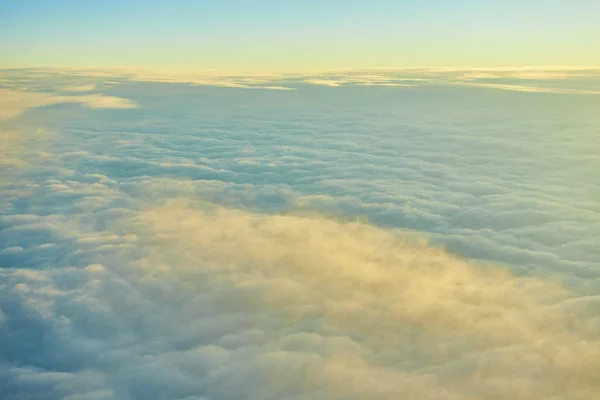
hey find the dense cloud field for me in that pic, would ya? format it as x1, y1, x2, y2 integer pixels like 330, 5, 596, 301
1, 68, 600, 399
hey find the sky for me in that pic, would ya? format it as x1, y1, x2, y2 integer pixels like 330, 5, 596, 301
2, 0, 600, 71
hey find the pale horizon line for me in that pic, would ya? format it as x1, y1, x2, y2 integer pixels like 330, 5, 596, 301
2, 64, 600, 77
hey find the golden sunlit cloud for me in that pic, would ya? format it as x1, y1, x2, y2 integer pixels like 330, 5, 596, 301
132, 199, 600, 399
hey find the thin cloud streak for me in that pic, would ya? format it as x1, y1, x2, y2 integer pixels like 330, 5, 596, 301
0, 89, 137, 122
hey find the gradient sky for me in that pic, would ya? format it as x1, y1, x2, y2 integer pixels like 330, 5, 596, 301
1, 0, 600, 71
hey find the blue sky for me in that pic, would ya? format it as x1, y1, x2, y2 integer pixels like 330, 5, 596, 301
2, 0, 600, 70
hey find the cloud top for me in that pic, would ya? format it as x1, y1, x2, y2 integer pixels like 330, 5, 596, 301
1, 67, 599, 399
0, 89, 136, 122
129, 199, 600, 399
4, 66, 598, 94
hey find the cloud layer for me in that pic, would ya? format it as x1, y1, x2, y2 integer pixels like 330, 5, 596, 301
1, 197, 599, 399
1, 68, 600, 399
0, 89, 136, 122
3, 66, 600, 94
